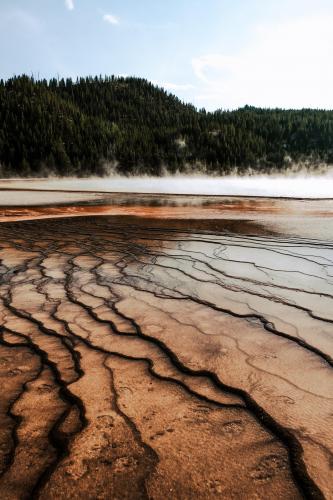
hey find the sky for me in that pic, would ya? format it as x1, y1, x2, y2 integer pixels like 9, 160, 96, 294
1, 0, 333, 110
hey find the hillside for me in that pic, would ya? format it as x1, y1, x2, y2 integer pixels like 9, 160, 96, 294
1, 75, 333, 177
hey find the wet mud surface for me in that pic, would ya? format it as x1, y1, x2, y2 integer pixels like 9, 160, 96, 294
0, 199, 332, 499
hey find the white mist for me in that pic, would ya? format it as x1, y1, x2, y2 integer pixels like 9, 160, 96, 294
1, 172, 333, 198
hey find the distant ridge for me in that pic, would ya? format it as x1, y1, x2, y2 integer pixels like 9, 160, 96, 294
1, 75, 333, 177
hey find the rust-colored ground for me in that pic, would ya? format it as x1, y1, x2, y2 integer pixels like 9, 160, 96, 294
0, 195, 332, 499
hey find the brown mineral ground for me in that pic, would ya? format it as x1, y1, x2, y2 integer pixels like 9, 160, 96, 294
0, 191, 332, 499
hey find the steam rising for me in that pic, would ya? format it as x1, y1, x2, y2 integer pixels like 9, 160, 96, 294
2, 172, 333, 199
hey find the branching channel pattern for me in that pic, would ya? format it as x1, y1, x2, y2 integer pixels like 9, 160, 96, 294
0, 215, 332, 499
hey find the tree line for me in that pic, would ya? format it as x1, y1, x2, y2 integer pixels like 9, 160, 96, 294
1, 75, 333, 177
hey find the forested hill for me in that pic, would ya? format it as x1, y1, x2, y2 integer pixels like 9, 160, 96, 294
1, 75, 333, 177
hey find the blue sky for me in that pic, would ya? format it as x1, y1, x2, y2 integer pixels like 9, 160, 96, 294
1, 0, 333, 110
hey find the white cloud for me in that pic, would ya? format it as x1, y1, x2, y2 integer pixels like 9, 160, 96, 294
191, 14, 333, 110
65, 0, 74, 11
103, 14, 119, 25
2, 8, 41, 33
192, 55, 236, 84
